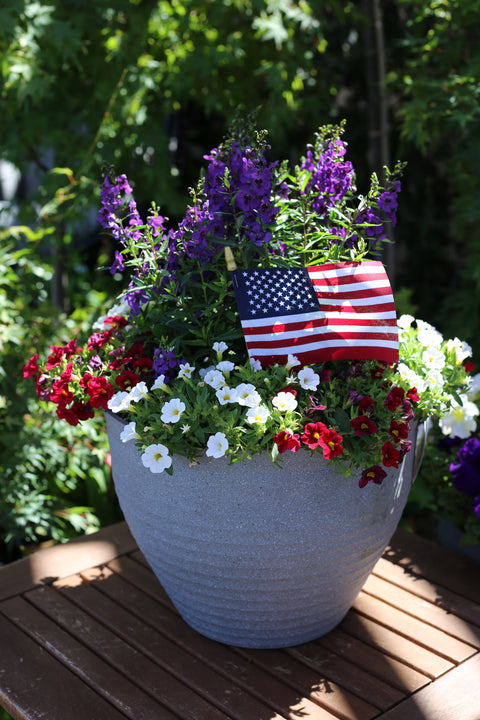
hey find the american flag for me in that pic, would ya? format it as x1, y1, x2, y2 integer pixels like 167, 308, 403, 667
231, 261, 398, 367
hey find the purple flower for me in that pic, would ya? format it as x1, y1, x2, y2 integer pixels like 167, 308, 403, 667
450, 437, 480, 497
110, 250, 125, 275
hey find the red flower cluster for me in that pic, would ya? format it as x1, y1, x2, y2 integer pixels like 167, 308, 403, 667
274, 421, 344, 460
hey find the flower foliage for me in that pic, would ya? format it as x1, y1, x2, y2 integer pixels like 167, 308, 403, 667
25, 116, 473, 486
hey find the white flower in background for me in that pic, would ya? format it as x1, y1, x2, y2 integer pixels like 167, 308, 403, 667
216, 386, 239, 405
216, 360, 235, 374
466, 373, 480, 401
445, 338, 473, 364
439, 395, 479, 439
160, 398, 186, 424
424, 370, 445, 391
181, 423, 191, 434
152, 374, 167, 391
130, 381, 149, 403
246, 405, 271, 425
92, 301, 130, 330
298, 367, 320, 391
107, 391, 132, 413
286, 354, 301, 369
397, 314, 415, 330
416, 320, 443, 348
178, 362, 195, 379
206, 432, 229, 458
213, 341, 228, 356
249, 358, 262, 372
272, 391, 298, 412
422, 347, 446, 371
204, 369, 226, 390
141, 444, 172, 473
396, 363, 426, 393
199, 365, 215, 379
235, 383, 262, 407
120, 421, 139, 443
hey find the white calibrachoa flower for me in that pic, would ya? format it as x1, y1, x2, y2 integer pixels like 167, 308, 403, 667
216, 360, 235, 373
417, 320, 443, 348
424, 370, 445, 391
178, 362, 195, 379
422, 347, 446, 370
298, 367, 320, 391
206, 432, 229, 458
216, 386, 239, 405
107, 391, 132, 413
466, 373, 480, 401
130, 381, 149, 403
246, 405, 271, 425
439, 395, 480, 439
397, 363, 426, 393
286, 354, 301, 369
272, 391, 298, 412
120, 421, 139, 443
235, 383, 262, 407
213, 341, 228, 356
445, 338, 473, 364
204, 369, 226, 389
249, 358, 262, 372
151, 374, 167, 391
397, 314, 415, 330
161, 398, 186, 423
141, 444, 172, 473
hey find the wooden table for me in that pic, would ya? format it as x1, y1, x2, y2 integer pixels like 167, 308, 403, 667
1, 522, 479, 720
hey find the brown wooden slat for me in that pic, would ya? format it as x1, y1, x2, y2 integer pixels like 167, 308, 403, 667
372, 556, 480, 628
386, 529, 480, 604
0, 595, 180, 720
352, 590, 477, 663
0, 522, 137, 602
317, 630, 431, 695
55, 572, 290, 720
378, 653, 480, 720
363, 572, 480, 648
0, 611, 128, 720
82, 562, 342, 720
339, 611, 454, 678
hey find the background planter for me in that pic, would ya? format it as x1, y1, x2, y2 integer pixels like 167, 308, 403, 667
106, 412, 421, 648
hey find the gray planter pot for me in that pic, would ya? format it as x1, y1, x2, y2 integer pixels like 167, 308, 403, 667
106, 412, 419, 648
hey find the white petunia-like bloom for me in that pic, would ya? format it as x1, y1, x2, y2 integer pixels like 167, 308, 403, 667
246, 405, 271, 425
466, 373, 480, 401
286, 354, 301, 369
397, 314, 415, 330
445, 338, 473, 364
160, 398, 186, 424
235, 383, 262, 407
129, 381, 149, 403
439, 395, 479, 439
206, 432, 229, 458
396, 363, 426, 393
141, 444, 172, 474
424, 370, 445, 391
120, 421, 139, 443
416, 320, 443, 348
178, 362, 195, 379
298, 367, 320, 391
216, 386, 239, 405
204, 369, 226, 390
422, 347, 446, 371
249, 358, 262, 372
216, 360, 235, 374
272, 391, 298, 412
213, 341, 228, 355
107, 391, 132, 413
151, 374, 167, 391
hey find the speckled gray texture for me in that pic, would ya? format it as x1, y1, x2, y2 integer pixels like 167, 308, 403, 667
106, 412, 418, 648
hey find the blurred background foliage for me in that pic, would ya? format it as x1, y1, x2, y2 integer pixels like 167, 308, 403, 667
1, 0, 479, 561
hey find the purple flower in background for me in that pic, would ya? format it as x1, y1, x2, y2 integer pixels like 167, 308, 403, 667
152, 348, 181, 380
450, 437, 480, 497
110, 250, 125, 275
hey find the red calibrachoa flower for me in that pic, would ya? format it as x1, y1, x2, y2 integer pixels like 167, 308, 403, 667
83, 376, 115, 410
388, 420, 409, 442
70, 401, 95, 421
125, 343, 144, 361
50, 379, 74, 406
351, 414, 378, 436
386, 386, 405, 411
60, 362, 74, 381
370, 364, 386, 380
46, 345, 65, 370
301, 421, 328, 449
133, 358, 153, 375
359, 465, 387, 488
87, 331, 113, 351
382, 441, 401, 468
115, 369, 141, 391
318, 428, 344, 460
465, 361, 476, 374
104, 315, 128, 330
406, 387, 420, 403
56, 404, 81, 425
273, 430, 301, 453
359, 395, 374, 414
23, 353, 39, 379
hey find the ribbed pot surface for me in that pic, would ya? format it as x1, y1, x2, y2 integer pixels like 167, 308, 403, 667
106, 412, 416, 648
